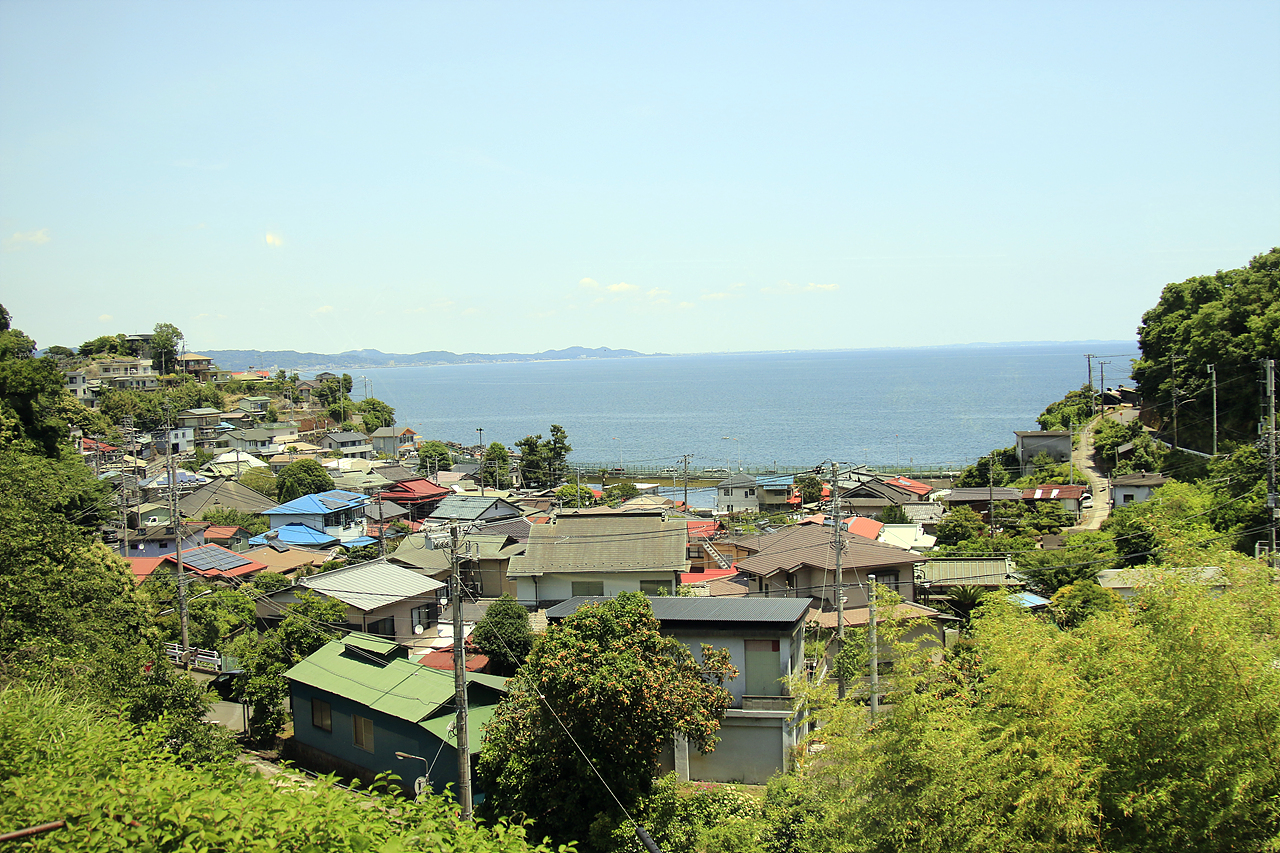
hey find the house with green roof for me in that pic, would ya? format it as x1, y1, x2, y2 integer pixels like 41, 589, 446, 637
284, 632, 508, 797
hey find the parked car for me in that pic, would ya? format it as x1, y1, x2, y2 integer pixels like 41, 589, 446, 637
1081, 493, 1094, 509
658, 467, 679, 476
700, 467, 731, 477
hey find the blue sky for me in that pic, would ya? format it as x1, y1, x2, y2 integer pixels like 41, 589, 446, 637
2, 0, 1277, 356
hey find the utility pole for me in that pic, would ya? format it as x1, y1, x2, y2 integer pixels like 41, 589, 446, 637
476, 428, 485, 497
1098, 361, 1110, 414
1170, 354, 1180, 451
1264, 359, 1277, 569
1084, 353, 1097, 416
868, 574, 879, 723
680, 454, 692, 509
449, 519, 474, 820
988, 451, 996, 550
121, 416, 134, 557
830, 461, 845, 700
1208, 364, 1218, 457
164, 405, 190, 665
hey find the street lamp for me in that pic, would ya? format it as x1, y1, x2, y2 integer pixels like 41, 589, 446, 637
394, 751, 430, 798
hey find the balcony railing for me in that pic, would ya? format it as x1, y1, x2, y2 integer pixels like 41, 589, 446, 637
741, 695, 792, 712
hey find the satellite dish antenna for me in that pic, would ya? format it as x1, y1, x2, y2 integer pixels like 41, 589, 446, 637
414, 624, 424, 635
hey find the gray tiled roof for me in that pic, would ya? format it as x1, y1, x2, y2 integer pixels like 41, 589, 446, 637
509, 511, 688, 577
735, 523, 921, 578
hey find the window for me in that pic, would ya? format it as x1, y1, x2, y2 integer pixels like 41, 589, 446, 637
311, 698, 332, 732
722, 489, 731, 496
744, 639, 783, 696
640, 580, 672, 596
411, 605, 436, 632
746, 489, 755, 497
571, 581, 604, 597
365, 616, 395, 637
353, 714, 374, 752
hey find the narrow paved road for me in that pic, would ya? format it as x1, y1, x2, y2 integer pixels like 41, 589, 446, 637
1069, 413, 1111, 532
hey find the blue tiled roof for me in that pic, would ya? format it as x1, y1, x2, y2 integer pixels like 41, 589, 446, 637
263, 489, 369, 516
343, 536, 379, 549
248, 523, 340, 548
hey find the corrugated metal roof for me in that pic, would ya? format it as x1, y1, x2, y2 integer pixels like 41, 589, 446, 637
510, 512, 688, 577
920, 557, 1016, 585
297, 557, 445, 611
265, 489, 369, 516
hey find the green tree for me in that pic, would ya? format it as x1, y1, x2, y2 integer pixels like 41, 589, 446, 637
200, 505, 269, 535
603, 482, 640, 505
417, 440, 454, 475
470, 594, 533, 675
794, 474, 823, 504
954, 446, 1017, 487
227, 592, 347, 744
935, 505, 986, 546
0, 308, 74, 458
482, 441, 513, 488
276, 458, 334, 500
1015, 529, 1117, 595
515, 425, 571, 489
478, 593, 737, 849
238, 466, 278, 499
77, 333, 129, 356
1131, 247, 1280, 453
877, 504, 910, 524
1049, 580, 1127, 629
149, 322, 184, 376
355, 397, 395, 433
555, 483, 595, 508
1037, 384, 1094, 431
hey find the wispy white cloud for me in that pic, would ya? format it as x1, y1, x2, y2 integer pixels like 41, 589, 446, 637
2, 229, 51, 251
99, 314, 114, 323
608, 282, 638, 293
761, 280, 841, 294
311, 305, 334, 317
579, 277, 601, 289
265, 232, 284, 247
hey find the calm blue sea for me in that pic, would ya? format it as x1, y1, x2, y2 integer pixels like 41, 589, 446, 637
341, 343, 1135, 475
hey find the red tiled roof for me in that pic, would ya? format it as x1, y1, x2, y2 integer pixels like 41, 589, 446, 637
415, 650, 489, 672
846, 517, 884, 540
203, 526, 247, 539
126, 557, 166, 584
1022, 484, 1086, 500
686, 519, 720, 539
82, 438, 119, 452
680, 567, 739, 585
376, 477, 449, 504
883, 475, 932, 496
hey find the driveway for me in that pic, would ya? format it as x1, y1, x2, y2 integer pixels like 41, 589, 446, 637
1068, 413, 1111, 532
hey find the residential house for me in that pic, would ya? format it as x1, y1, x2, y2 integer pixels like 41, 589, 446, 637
1110, 472, 1169, 507
1014, 430, 1073, 476
715, 474, 759, 515
139, 470, 210, 503
200, 450, 268, 479
178, 478, 279, 519
370, 427, 418, 458
242, 543, 335, 575
882, 475, 934, 500
390, 532, 524, 598
374, 477, 450, 521
321, 431, 374, 460
732, 523, 922, 608
943, 487, 1025, 523
262, 489, 369, 543
258, 558, 445, 643
64, 369, 97, 405
506, 509, 690, 607
176, 353, 216, 382
123, 521, 206, 559
420, 494, 524, 527
1021, 483, 1087, 515
835, 479, 922, 516
878, 523, 937, 552
203, 525, 253, 552
258, 421, 301, 444
84, 356, 159, 391
157, 543, 269, 582
176, 408, 225, 449
155, 427, 195, 455
249, 524, 340, 549
284, 633, 508, 797
237, 396, 273, 415
222, 428, 275, 456
756, 476, 795, 513
546, 596, 811, 785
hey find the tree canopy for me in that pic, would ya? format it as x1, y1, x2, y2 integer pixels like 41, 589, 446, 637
1131, 247, 1280, 452
275, 458, 334, 502
478, 593, 736, 849
482, 442, 513, 488
417, 440, 454, 474
514, 425, 570, 489
149, 322, 184, 375
470, 593, 533, 675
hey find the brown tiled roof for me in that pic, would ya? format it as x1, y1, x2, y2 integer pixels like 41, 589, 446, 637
805, 600, 946, 629
735, 524, 922, 579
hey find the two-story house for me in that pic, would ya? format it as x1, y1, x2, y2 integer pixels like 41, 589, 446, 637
546, 596, 811, 784
176, 352, 216, 382
176, 407, 225, 449
321, 431, 374, 460
370, 426, 417, 457
715, 474, 759, 515
506, 509, 689, 607
262, 489, 370, 543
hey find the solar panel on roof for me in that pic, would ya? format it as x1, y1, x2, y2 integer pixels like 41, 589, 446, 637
183, 547, 250, 573
319, 498, 346, 510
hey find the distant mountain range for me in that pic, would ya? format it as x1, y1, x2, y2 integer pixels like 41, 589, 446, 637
200, 346, 656, 372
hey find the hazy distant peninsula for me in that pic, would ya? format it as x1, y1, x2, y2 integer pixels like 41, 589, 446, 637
201, 346, 658, 372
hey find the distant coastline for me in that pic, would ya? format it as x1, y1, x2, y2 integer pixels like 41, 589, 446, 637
202, 339, 1136, 373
